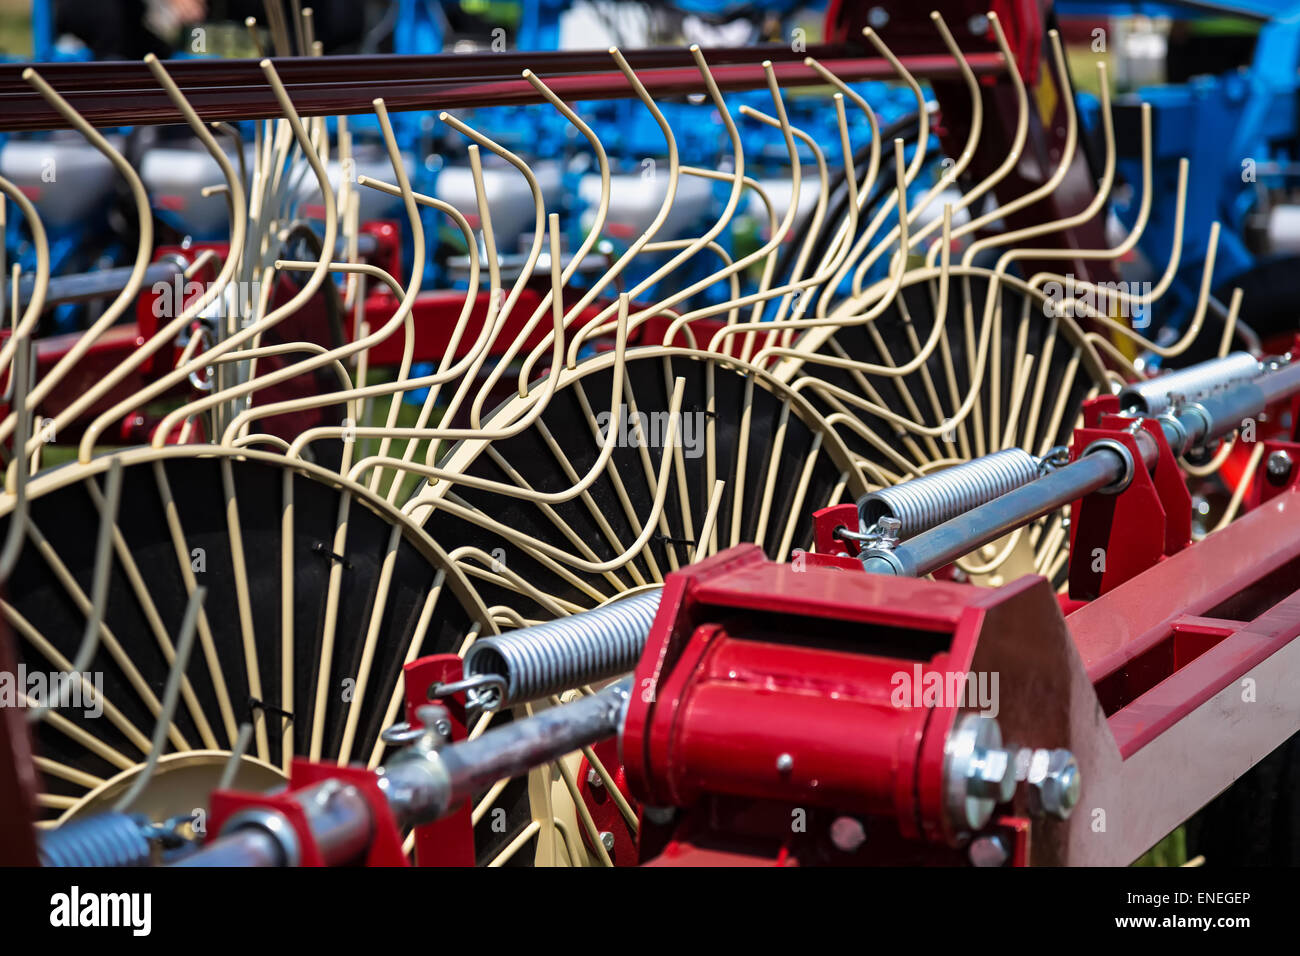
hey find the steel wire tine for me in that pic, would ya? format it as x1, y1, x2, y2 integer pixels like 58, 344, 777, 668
708, 134, 911, 357
335, 222, 608, 499
920, 11, 1028, 269
141, 58, 339, 450
112, 586, 207, 812
31, 57, 249, 463
26, 458, 123, 726
0, 69, 153, 460
431, 374, 690, 576
540, 46, 684, 368
618, 60, 831, 356
0, 177, 48, 379
515, 44, 748, 382
395, 295, 630, 515
215, 99, 437, 458
0, 335, 33, 580
431, 111, 557, 427
845, 11, 984, 295
799, 24, 929, 319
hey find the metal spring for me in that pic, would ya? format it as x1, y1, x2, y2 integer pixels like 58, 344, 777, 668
463, 590, 662, 710
1119, 352, 1262, 416
38, 812, 152, 867
857, 448, 1041, 539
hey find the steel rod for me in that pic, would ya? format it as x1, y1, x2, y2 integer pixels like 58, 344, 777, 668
866, 361, 1300, 578
175, 677, 632, 866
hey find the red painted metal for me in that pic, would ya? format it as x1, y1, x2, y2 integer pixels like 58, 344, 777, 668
0, 616, 40, 866
402, 654, 476, 867
0, 53, 1004, 133
1067, 416, 1191, 599
208, 758, 408, 867
576, 739, 638, 865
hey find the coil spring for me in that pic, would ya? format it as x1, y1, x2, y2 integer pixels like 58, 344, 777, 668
38, 812, 152, 867
857, 448, 1041, 539
1119, 352, 1261, 416
463, 590, 662, 710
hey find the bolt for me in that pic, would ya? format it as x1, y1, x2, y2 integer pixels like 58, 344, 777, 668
968, 834, 1008, 867
875, 516, 901, 548
966, 747, 1015, 802
415, 704, 452, 747
599, 831, 615, 852
830, 816, 867, 853
775, 753, 794, 773
968, 13, 990, 36
586, 768, 604, 789
1026, 748, 1081, 819
867, 7, 890, 28
643, 806, 676, 826
1266, 450, 1294, 486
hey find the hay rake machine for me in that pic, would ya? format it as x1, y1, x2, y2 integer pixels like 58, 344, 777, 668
1, 0, 1298, 871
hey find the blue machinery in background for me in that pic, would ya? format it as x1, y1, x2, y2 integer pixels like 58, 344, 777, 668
1062, 0, 1300, 356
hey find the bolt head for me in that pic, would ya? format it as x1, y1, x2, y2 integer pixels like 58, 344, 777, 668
1027, 748, 1080, 819
776, 752, 794, 773
968, 834, 1008, 867
586, 768, 604, 788
868, 7, 890, 28
599, 831, 615, 852
966, 747, 1015, 802
1267, 450, 1294, 486
829, 816, 867, 853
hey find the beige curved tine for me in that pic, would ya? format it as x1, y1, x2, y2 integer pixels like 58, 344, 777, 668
129, 64, 352, 452
558, 45, 749, 368
947, 30, 1077, 270
705, 137, 912, 353
0, 180, 48, 375
0, 334, 32, 579
569, 60, 805, 365
423, 377, 687, 577
269, 214, 565, 477
754, 203, 953, 376
337, 298, 631, 505
847, 11, 984, 294
656, 95, 860, 351
54, 55, 251, 461
911, 12, 1028, 263
26, 459, 122, 726
799, 57, 882, 271
0, 68, 154, 452
808, 25, 931, 317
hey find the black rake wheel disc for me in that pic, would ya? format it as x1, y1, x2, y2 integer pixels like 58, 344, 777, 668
418, 348, 867, 621
0, 449, 543, 866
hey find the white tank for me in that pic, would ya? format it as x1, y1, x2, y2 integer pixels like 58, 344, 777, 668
578, 169, 712, 244
435, 159, 563, 256
0, 136, 122, 227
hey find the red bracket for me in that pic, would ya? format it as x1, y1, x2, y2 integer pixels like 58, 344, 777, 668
1068, 416, 1191, 600
208, 758, 408, 867
812, 503, 861, 557
402, 653, 477, 867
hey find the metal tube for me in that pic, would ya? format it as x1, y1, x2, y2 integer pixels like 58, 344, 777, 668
869, 360, 1300, 578
18, 260, 185, 310
176, 677, 632, 865
1119, 352, 1261, 416
172, 828, 286, 868
861, 450, 1127, 578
